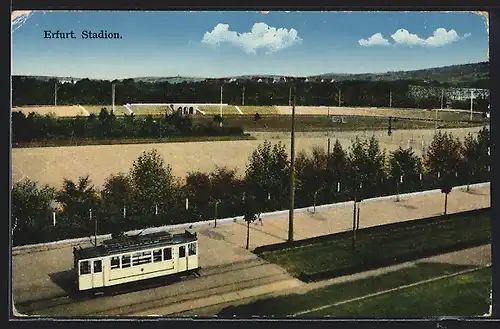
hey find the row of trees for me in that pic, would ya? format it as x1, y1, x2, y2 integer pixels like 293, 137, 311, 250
12, 128, 490, 246
11, 109, 244, 143
12, 76, 490, 111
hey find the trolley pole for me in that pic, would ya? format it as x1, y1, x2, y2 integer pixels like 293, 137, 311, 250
288, 91, 296, 243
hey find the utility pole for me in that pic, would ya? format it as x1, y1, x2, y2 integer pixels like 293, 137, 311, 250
54, 82, 58, 106
242, 85, 245, 106
470, 90, 474, 121
288, 85, 292, 106
288, 89, 296, 243
338, 88, 341, 107
220, 84, 223, 124
112, 83, 116, 113
352, 175, 358, 250
214, 200, 219, 228
389, 89, 392, 108
327, 138, 331, 158
435, 108, 438, 131
440, 89, 444, 109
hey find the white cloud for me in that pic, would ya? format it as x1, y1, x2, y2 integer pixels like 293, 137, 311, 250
202, 22, 302, 54
359, 28, 471, 48
391, 28, 471, 47
358, 33, 390, 47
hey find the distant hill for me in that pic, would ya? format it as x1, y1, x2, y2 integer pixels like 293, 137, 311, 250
133, 76, 206, 83
309, 62, 489, 85
13, 62, 489, 87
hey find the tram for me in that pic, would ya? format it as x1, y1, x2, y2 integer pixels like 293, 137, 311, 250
73, 230, 200, 292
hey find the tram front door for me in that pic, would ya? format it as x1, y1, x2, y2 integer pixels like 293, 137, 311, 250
92, 259, 105, 288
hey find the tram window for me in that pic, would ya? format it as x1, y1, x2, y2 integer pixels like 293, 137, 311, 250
122, 255, 131, 268
110, 256, 120, 269
188, 243, 197, 256
163, 248, 172, 261
179, 246, 186, 258
132, 251, 152, 266
94, 260, 102, 273
80, 261, 91, 275
153, 249, 162, 262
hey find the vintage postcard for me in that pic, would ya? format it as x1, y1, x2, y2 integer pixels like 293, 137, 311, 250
11, 10, 491, 318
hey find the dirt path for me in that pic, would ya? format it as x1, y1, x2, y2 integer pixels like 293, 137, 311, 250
12, 127, 483, 188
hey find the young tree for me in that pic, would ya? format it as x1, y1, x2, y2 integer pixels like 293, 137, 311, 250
388, 146, 422, 196
57, 175, 100, 235
245, 141, 289, 210
423, 131, 463, 186
347, 136, 386, 199
295, 146, 328, 207
12, 179, 57, 245
441, 177, 453, 215
476, 127, 490, 182
243, 195, 258, 250
101, 173, 134, 224
184, 171, 212, 221
98, 108, 110, 122
128, 149, 178, 221
325, 139, 349, 201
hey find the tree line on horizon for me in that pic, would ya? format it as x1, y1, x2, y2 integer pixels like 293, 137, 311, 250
11, 109, 244, 144
12, 76, 490, 111
11, 128, 490, 247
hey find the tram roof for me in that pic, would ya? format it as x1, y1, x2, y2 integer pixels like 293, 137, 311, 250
73, 230, 197, 260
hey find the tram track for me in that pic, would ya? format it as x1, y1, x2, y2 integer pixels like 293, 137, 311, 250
15, 256, 292, 316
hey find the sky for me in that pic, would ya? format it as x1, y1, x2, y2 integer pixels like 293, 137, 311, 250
11, 11, 489, 79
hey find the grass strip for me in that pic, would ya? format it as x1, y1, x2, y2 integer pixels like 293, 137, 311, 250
217, 262, 480, 317
308, 266, 492, 317
12, 134, 256, 148
260, 209, 490, 281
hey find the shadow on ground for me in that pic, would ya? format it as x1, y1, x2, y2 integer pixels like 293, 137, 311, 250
463, 189, 486, 196
48, 269, 192, 300
49, 270, 78, 297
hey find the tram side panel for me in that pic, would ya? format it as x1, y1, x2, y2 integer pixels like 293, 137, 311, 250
77, 241, 198, 291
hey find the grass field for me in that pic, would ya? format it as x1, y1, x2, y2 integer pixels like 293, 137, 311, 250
308, 266, 492, 317
217, 263, 489, 317
275, 106, 486, 122
259, 209, 490, 280
195, 114, 483, 132
239, 106, 279, 115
